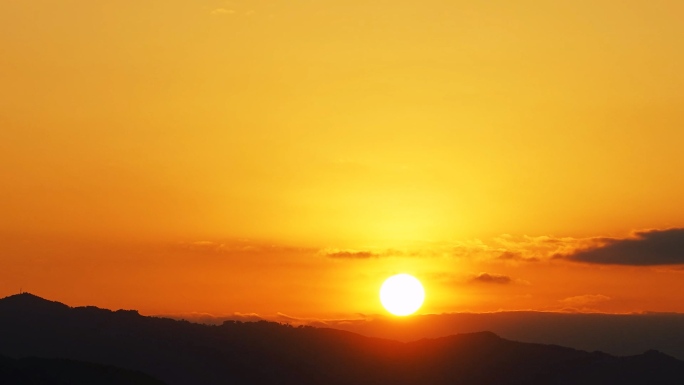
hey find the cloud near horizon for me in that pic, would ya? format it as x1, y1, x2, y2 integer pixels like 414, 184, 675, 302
560, 228, 684, 266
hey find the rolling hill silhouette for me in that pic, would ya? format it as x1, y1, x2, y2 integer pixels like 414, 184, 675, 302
1, 293, 683, 385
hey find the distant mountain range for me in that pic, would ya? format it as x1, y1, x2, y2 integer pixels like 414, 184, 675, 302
1, 293, 683, 385
315, 310, 684, 360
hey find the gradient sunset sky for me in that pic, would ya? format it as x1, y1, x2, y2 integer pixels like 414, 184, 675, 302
1, 0, 683, 320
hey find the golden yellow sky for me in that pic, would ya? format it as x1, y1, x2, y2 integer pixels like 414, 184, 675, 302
1, 1, 683, 318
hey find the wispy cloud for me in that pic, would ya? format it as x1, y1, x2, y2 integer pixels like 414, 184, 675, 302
211, 8, 236, 16
560, 294, 611, 307
497, 251, 540, 262
319, 236, 579, 263
178, 240, 312, 256
324, 250, 380, 259
488, 234, 596, 262
320, 248, 416, 259
444, 235, 593, 263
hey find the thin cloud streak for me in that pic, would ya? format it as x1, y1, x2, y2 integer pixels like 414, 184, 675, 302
560, 294, 612, 306
324, 250, 379, 259
211, 8, 236, 15
470, 273, 513, 284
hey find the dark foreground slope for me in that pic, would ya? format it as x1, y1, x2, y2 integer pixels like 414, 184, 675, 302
1, 293, 683, 385
0, 355, 166, 385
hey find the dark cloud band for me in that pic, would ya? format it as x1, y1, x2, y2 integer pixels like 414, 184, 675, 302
563, 228, 684, 265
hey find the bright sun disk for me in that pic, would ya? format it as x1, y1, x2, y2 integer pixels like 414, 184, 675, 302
379, 273, 425, 316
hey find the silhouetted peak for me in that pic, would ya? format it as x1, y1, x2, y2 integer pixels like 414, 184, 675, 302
3, 292, 46, 301
0, 292, 70, 313
1, 292, 68, 306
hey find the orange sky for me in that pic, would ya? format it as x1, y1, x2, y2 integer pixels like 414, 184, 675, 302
1, 0, 683, 319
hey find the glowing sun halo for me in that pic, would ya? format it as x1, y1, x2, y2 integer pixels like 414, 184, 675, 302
379, 273, 425, 316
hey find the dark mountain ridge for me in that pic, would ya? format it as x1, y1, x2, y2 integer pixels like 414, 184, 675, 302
1, 293, 683, 385
0, 354, 166, 385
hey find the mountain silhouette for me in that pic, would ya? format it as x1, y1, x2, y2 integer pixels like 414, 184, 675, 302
1, 293, 683, 385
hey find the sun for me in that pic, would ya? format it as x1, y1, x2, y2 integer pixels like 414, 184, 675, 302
379, 273, 425, 316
